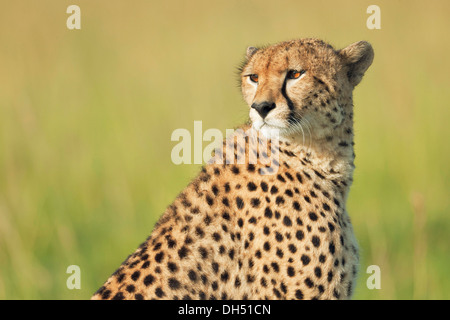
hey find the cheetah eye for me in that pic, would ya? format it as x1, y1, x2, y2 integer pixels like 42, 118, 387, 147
287, 70, 306, 80
249, 74, 259, 83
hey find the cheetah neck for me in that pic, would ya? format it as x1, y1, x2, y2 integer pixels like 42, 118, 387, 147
280, 101, 355, 198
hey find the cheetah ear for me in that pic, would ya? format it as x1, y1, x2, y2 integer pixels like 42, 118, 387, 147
246, 46, 258, 59
338, 41, 374, 87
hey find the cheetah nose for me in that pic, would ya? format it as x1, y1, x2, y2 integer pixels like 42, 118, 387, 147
251, 101, 276, 119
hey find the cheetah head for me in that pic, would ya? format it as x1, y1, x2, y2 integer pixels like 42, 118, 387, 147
240, 38, 374, 141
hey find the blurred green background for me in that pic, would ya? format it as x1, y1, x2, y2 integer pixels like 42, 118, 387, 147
0, 0, 449, 300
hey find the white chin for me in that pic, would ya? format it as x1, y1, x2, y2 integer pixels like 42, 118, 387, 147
252, 120, 282, 139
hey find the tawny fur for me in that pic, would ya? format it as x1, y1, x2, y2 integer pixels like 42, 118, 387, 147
92, 38, 374, 300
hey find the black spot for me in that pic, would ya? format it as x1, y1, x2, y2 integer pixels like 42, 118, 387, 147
101, 289, 111, 299
231, 166, 240, 174
308, 212, 318, 221
135, 293, 143, 300
224, 182, 231, 193
296, 172, 303, 183
220, 271, 229, 282
296, 230, 305, 241
248, 216, 257, 224
222, 212, 230, 221
285, 172, 294, 181
313, 170, 325, 179
275, 232, 284, 242
327, 271, 333, 282
178, 246, 188, 259
285, 189, 293, 197
263, 241, 271, 251
261, 182, 268, 192
168, 262, 178, 273
167, 238, 177, 248
287, 244, 297, 253
333, 289, 340, 299
311, 235, 321, 247
212, 232, 221, 242
301, 254, 311, 266
251, 198, 261, 207
270, 185, 279, 194
206, 195, 214, 206
293, 201, 301, 211
283, 216, 292, 227
245, 182, 257, 193
295, 290, 304, 300
303, 171, 311, 180
277, 174, 286, 183
276, 196, 285, 205
131, 271, 141, 281
155, 287, 165, 298
329, 242, 336, 255
287, 266, 295, 277
323, 203, 331, 211
314, 267, 322, 278
274, 211, 281, 219
228, 249, 235, 260
261, 278, 268, 287
333, 198, 340, 207
236, 197, 244, 209
168, 278, 181, 290
271, 262, 280, 272
304, 278, 314, 288
238, 218, 244, 227
328, 222, 335, 232
188, 270, 198, 282
264, 207, 273, 219
143, 274, 155, 286
112, 292, 125, 300
212, 262, 219, 274
115, 273, 125, 284
273, 288, 282, 298
184, 235, 194, 244
276, 248, 284, 258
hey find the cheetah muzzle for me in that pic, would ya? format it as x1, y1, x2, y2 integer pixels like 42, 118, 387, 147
92, 38, 374, 300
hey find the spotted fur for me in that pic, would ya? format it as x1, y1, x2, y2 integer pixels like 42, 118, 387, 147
92, 38, 374, 300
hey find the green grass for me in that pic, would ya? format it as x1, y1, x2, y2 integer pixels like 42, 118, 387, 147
0, 0, 449, 299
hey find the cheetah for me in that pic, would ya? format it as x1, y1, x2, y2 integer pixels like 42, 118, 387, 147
92, 38, 374, 300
